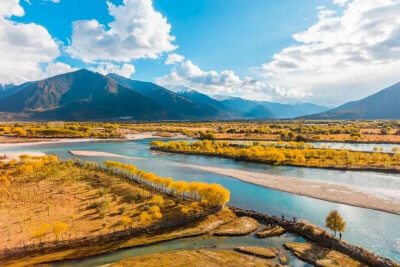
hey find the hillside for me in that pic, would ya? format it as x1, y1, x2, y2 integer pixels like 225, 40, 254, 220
175, 87, 238, 119
107, 75, 230, 119
219, 97, 275, 119
0, 82, 35, 100
0, 70, 171, 121
257, 101, 328, 118
306, 82, 400, 119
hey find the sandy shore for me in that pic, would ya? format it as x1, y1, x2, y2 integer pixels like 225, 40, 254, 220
0, 138, 100, 147
125, 132, 187, 140
181, 163, 400, 215
69, 150, 142, 159
0, 152, 46, 162
0, 132, 187, 148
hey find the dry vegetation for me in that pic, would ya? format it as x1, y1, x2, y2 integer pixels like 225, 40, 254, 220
284, 242, 367, 267
213, 216, 259, 236
110, 249, 272, 267
0, 155, 232, 266
151, 140, 400, 172
2, 120, 400, 144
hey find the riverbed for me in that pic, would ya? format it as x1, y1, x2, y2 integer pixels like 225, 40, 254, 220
1, 138, 399, 263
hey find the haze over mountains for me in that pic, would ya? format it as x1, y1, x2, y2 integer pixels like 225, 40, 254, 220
305, 82, 400, 120
0, 69, 398, 121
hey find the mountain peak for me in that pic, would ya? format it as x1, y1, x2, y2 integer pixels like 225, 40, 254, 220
172, 86, 196, 94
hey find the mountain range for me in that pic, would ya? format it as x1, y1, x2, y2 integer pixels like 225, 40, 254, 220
304, 82, 400, 119
0, 69, 398, 121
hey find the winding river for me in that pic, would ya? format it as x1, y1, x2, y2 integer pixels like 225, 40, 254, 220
1, 139, 400, 263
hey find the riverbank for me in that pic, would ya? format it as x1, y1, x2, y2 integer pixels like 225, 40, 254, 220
1, 208, 235, 267
180, 163, 400, 215
152, 145, 400, 174
0, 152, 46, 162
110, 250, 272, 267
230, 207, 398, 267
0, 131, 186, 147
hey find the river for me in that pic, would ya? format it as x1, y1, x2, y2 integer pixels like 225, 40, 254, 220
1, 139, 399, 263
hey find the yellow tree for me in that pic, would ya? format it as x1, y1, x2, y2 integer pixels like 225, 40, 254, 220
52, 222, 68, 241
120, 216, 133, 230
150, 195, 164, 205
139, 211, 152, 226
325, 210, 346, 237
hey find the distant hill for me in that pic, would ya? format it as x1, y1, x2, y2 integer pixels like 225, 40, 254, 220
305, 82, 400, 119
256, 101, 328, 118
218, 97, 328, 119
107, 75, 230, 119
174, 87, 238, 119
0, 70, 171, 121
0, 82, 35, 100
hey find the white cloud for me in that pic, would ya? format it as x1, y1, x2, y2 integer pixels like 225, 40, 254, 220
155, 60, 306, 101
45, 62, 78, 77
0, 0, 24, 18
260, 0, 400, 105
333, 0, 350, 6
0, 0, 60, 85
67, 0, 177, 63
165, 53, 184, 65
91, 62, 136, 78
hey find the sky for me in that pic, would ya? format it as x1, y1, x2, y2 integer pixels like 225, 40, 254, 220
1, 0, 400, 106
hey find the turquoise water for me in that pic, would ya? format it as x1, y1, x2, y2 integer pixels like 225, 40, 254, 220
53, 232, 310, 267
1, 139, 400, 263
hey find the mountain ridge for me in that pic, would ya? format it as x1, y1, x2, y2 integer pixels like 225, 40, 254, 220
305, 82, 400, 119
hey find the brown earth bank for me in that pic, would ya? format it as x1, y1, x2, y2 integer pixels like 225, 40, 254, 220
256, 226, 286, 238
213, 216, 259, 236
109, 249, 272, 267
230, 207, 398, 267
235, 246, 277, 259
284, 242, 367, 267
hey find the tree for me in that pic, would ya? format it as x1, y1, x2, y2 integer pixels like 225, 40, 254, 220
120, 216, 132, 229
139, 211, 152, 225
325, 210, 346, 237
52, 222, 68, 241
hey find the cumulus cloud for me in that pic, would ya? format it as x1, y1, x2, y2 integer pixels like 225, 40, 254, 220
155, 60, 306, 101
44, 62, 78, 77
165, 53, 184, 65
0, 0, 24, 18
90, 62, 136, 78
260, 0, 400, 105
67, 0, 177, 63
0, 0, 61, 85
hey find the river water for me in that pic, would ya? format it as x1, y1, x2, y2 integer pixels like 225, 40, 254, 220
1, 139, 399, 263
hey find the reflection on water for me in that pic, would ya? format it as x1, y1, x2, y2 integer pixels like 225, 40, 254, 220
1, 139, 400, 262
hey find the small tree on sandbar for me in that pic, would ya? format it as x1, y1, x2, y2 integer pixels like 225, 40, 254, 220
325, 210, 346, 237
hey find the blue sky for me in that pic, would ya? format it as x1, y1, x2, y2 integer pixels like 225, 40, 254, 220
2, 0, 400, 106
